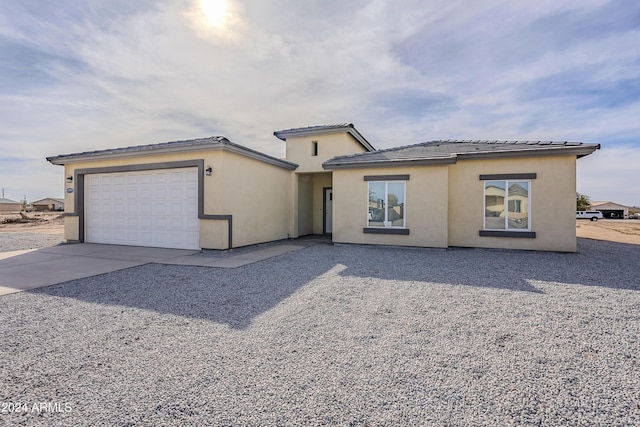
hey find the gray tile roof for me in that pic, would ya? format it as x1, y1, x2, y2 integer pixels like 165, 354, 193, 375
0, 198, 20, 204
323, 140, 600, 169
274, 123, 376, 152
47, 136, 298, 170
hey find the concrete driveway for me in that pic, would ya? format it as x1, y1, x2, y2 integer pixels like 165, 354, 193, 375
0, 244, 199, 296
0, 242, 305, 296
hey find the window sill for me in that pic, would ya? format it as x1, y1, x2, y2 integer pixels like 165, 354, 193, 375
363, 228, 410, 235
479, 230, 536, 238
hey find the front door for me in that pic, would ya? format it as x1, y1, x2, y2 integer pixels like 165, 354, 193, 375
324, 187, 333, 234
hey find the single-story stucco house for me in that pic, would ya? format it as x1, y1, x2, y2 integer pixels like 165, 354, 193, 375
47, 123, 599, 252
589, 201, 629, 219
32, 197, 65, 211
0, 198, 21, 213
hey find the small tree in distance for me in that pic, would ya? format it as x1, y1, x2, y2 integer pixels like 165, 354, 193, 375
576, 193, 591, 211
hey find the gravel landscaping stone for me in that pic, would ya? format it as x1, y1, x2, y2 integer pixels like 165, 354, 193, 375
1, 238, 639, 426
0, 232, 64, 253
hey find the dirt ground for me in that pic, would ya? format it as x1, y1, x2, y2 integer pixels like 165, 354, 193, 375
576, 219, 640, 245
1, 212, 639, 245
0, 212, 64, 235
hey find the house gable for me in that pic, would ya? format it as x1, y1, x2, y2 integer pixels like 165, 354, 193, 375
275, 123, 375, 173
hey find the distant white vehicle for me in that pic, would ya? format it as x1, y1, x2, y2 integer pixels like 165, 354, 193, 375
576, 210, 603, 221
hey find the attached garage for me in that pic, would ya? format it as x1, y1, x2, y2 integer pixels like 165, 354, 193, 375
85, 168, 200, 250
47, 136, 297, 251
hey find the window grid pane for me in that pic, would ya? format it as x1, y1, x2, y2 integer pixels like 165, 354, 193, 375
507, 181, 529, 229
368, 182, 385, 227
387, 182, 405, 227
484, 180, 530, 231
484, 181, 506, 230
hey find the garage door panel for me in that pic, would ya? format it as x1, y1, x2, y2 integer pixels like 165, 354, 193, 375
185, 219, 199, 231
156, 172, 168, 184
156, 217, 169, 229
85, 168, 200, 250
156, 231, 168, 244
140, 231, 153, 244
113, 230, 126, 241
140, 189, 153, 200
114, 203, 126, 215
153, 202, 168, 215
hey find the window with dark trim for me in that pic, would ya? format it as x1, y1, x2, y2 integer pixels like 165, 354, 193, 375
367, 181, 406, 229
311, 141, 318, 156
484, 180, 531, 231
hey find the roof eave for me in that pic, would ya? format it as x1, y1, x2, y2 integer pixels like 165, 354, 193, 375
323, 157, 457, 170
46, 139, 228, 165
274, 126, 348, 141
47, 139, 299, 171
456, 145, 601, 160
222, 143, 298, 170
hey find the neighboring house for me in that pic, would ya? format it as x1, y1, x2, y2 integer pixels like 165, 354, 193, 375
0, 198, 21, 213
589, 201, 629, 219
47, 124, 599, 252
33, 198, 65, 211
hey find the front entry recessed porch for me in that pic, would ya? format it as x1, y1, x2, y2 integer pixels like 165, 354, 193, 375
295, 172, 332, 238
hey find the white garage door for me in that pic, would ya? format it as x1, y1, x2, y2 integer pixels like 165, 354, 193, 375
85, 168, 200, 250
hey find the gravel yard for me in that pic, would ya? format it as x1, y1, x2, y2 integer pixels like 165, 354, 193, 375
0, 232, 64, 253
1, 239, 639, 426
0, 213, 64, 253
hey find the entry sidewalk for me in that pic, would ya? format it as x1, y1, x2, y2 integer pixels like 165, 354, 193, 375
0, 242, 308, 296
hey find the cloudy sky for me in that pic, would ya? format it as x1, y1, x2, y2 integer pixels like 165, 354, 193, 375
1, 0, 639, 206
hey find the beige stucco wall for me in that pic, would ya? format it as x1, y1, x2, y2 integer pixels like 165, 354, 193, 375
332, 165, 449, 248
285, 132, 368, 173
448, 155, 577, 252
217, 150, 291, 248
297, 174, 313, 236
60, 148, 291, 250
64, 215, 80, 241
